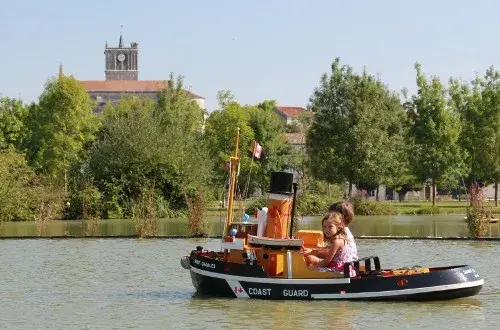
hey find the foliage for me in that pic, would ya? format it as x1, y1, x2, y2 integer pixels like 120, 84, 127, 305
131, 183, 158, 238
350, 195, 396, 216
476, 67, 500, 205
295, 193, 339, 216
34, 184, 66, 236
464, 184, 490, 237
448, 77, 481, 183
0, 97, 29, 151
186, 188, 210, 237
0, 149, 41, 221
216, 90, 235, 108
413, 206, 441, 215
307, 58, 407, 196
407, 63, 466, 206
204, 100, 254, 182
89, 75, 213, 218
248, 100, 290, 193
24, 75, 100, 191
0, 149, 66, 236
244, 195, 268, 214
156, 74, 214, 198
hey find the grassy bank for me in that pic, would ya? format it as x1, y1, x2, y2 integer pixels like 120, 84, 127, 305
205, 199, 500, 216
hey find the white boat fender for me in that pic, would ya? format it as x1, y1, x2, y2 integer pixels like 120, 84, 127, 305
180, 256, 190, 270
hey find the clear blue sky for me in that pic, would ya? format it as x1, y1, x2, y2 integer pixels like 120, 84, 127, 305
2, 0, 499, 111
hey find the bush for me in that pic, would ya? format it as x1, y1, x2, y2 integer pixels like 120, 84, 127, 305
351, 195, 396, 215
414, 206, 441, 215
69, 185, 102, 219
245, 195, 268, 214
0, 149, 46, 221
464, 185, 490, 237
296, 193, 335, 216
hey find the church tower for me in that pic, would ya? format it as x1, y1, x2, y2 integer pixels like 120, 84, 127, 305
104, 33, 138, 80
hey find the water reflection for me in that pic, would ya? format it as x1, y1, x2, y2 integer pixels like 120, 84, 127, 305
2, 214, 500, 238
186, 296, 361, 329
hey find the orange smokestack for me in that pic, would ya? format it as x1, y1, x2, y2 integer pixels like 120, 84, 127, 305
264, 172, 294, 239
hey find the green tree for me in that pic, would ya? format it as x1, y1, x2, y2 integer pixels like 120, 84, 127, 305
25, 74, 100, 192
477, 67, 500, 206
307, 58, 405, 197
0, 97, 29, 151
0, 149, 40, 221
156, 74, 213, 198
89, 75, 212, 217
247, 100, 290, 195
448, 75, 485, 202
204, 99, 254, 187
407, 63, 465, 206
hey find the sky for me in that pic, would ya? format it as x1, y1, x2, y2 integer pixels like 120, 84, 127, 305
2, 0, 500, 111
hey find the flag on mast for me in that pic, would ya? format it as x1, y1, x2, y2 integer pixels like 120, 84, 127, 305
253, 141, 262, 159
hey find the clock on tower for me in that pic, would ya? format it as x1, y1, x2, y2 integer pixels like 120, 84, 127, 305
104, 33, 138, 80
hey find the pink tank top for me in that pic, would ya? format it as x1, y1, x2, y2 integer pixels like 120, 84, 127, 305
327, 227, 358, 276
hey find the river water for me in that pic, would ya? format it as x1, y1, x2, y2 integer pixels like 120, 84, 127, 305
1, 215, 499, 329
0, 238, 498, 329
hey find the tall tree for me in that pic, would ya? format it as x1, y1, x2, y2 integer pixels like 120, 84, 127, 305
307, 58, 405, 197
25, 75, 100, 192
448, 75, 485, 199
156, 74, 213, 197
407, 63, 465, 206
247, 100, 290, 194
204, 99, 254, 182
478, 67, 500, 206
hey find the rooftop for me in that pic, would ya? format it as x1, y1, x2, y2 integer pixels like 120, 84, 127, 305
78, 80, 204, 99
275, 106, 306, 118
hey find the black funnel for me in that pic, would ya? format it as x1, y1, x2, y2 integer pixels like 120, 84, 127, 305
269, 172, 294, 195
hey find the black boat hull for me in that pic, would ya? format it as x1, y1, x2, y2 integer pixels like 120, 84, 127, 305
186, 254, 483, 301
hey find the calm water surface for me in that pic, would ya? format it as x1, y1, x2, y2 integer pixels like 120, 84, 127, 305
1, 214, 500, 238
0, 238, 499, 329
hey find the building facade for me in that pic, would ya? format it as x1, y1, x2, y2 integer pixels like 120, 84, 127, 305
104, 35, 138, 81
78, 34, 205, 114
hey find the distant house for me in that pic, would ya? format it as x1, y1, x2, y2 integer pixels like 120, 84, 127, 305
274, 106, 306, 126
285, 132, 306, 150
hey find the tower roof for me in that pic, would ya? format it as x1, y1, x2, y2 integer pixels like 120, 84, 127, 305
118, 33, 123, 48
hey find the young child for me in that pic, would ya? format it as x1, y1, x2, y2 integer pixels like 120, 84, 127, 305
329, 201, 358, 260
304, 211, 357, 275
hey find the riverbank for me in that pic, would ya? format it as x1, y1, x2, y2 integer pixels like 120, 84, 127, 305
205, 200, 500, 216
1, 235, 499, 240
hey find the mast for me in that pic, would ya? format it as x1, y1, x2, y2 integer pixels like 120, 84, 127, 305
224, 127, 240, 235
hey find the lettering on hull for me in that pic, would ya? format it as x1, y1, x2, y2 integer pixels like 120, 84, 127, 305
194, 259, 216, 269
248, 288, 272, 296
283, 289, 309, 297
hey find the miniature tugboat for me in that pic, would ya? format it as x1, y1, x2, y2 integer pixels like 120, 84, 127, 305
180, 129, 484, 301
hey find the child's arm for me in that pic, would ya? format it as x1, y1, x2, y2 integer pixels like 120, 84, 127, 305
303, 247, 329, 257
317, 239, 343, 267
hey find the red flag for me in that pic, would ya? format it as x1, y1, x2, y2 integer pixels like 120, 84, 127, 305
253, 141, 262, 159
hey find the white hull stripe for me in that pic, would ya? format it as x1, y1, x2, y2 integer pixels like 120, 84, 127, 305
310, 279, 484, 299
226, 280, 250, 298
191, 266, 351, 284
